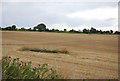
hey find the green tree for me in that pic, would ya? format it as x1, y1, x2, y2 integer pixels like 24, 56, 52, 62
110, 30, 113, 34
27, 28, 32, 31
36, 23, 46, 31
45, 28, 50, 32
19, 28, 26, 31
69, 29, 75, 32
114, 31, 120, 34
90, 27, 97, 33
51, 28, 55, 32
64, 29, 67, 32
5, 26, 12, 31
55, 29, 59, 32
33, 26, 37, 31
99, 30, 103, 34
83, 29, 89, 34
12, 25, 16, 30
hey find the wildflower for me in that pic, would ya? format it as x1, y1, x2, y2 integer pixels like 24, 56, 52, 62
46, 63, 49, 66
51, 68, 55, 71
3, 59, 7, 62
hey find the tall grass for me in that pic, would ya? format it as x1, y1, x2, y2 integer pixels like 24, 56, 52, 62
2, 56, 60, 79
59, 48, 69, 54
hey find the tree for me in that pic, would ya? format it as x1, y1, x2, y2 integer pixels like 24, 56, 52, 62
19, 28, 26, 31
64, 29, 67, 32
33, 26, 37, 31
12, 25, 16, 30
45, 28, 50, 32
99, 30, 103, 34
69, 29, 75, 32
114, 31, 120, 34
36, 23, 46, 31
51, 28, 55, 32
90, 27, 97, 33
55, 29, 59, 32
110, 30, 113, 34
5, 26, 12, 31
27, 28, 32, 31
106, 31, 110, 34
83, 29, 89, 34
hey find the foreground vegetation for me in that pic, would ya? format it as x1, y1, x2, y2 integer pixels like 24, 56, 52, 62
1, 23, 120, 35
2, 56, 60, 79
1, 56, 117, 80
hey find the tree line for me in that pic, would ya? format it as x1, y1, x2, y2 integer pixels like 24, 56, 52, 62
0, 23, 120, 35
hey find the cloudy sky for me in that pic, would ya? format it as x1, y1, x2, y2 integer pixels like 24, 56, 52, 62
1, 0, 118, 31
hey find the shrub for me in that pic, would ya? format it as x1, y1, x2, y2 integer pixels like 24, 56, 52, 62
2, 56, 60, 79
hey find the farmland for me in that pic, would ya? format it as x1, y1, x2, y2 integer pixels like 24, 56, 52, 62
2, 31, 118, 79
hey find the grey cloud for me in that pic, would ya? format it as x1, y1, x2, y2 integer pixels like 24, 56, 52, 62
1, 2, 118, 30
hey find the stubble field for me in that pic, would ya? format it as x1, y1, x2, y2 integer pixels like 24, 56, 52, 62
1, 31, 118, 79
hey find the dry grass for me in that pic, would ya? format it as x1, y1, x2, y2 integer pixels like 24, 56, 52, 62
19, 47, 32, 51
2, 31, 118, 79
58, 48, 69, 54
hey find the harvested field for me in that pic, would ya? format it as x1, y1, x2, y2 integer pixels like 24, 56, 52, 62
2, 31, 118, 79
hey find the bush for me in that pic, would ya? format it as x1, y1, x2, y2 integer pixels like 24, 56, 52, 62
2, 56, 60, 79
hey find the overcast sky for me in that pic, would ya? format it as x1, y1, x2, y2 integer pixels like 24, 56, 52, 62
1, 0, 118, 31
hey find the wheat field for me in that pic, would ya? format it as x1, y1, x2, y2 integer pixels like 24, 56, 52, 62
2, 31, 118, 79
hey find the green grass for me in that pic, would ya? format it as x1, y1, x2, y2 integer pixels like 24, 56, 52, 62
2, 56, 60, 79
19, 47, 69, 54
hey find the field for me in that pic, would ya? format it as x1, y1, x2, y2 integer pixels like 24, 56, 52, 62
2, 31, 118, 79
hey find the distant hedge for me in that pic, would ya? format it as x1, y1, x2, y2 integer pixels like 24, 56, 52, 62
1, 24, 120, 35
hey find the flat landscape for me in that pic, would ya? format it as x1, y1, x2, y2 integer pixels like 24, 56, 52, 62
2, 31, 118, 79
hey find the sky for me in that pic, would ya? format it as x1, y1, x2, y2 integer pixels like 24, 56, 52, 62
1, 0, 119, 31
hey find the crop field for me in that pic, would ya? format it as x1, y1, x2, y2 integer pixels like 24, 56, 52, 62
1, 31, 118, 79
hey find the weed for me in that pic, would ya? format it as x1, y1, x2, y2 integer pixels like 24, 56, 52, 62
2, 56, 60, 79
